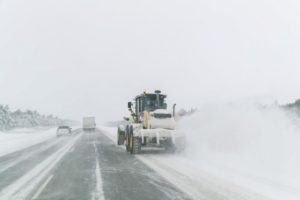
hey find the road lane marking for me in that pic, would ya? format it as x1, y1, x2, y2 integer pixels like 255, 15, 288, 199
93, 142, 105, 200
68, 147, 74, 153
31, 175, 54, 200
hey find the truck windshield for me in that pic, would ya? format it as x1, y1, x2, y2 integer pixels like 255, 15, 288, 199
144, 94, 166, 111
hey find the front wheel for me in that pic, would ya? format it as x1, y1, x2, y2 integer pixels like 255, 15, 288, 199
125, 126, 132, 152
130, 134, 141, 154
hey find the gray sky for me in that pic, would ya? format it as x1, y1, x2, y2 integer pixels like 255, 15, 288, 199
0, 0, 300, 122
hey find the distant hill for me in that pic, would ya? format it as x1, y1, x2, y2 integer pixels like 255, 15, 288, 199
0, 105, 73, 131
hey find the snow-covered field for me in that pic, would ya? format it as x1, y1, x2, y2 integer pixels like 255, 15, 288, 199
100, 104, 300, 200
0, 128, 57, 157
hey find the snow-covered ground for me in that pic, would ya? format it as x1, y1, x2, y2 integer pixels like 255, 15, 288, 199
100, 104, 300, 200
0, 128, 57, 157
180, 104, 300, 200
100, 126, 265, 200
0, 119, 297, 199
0, 127, 82, 199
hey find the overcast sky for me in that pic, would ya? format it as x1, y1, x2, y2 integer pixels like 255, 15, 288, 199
0, 0, 300, 122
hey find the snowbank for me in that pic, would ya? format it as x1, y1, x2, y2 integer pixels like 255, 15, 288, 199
181, 103, 300, 199
0, 128, 57, 157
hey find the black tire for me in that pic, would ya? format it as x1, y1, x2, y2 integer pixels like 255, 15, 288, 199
125, 126, 131, 152
117, 128, 125, 145
130, 134, 141, 154
119, 132, 125, 145
130, 130, 142, 154
117, 128, 121, 145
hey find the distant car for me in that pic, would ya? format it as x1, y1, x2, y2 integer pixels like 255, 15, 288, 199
56, 126, 72, 137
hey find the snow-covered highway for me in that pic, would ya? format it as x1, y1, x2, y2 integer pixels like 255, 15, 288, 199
0, 127, 298, 200
0, 128, 190, 200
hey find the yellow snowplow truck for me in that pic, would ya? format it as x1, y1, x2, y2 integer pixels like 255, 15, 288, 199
117, 90, 186, 154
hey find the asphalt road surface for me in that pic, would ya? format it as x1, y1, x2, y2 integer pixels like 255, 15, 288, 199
0, 129, 192, 200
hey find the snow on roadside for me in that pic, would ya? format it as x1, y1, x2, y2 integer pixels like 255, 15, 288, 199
98, 126, 269, 200
0, 128, 57, 157
99, 111, 300, 200
180, 103, 300, 200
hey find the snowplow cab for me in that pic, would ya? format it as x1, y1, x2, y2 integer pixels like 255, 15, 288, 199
134, 90, 167, 122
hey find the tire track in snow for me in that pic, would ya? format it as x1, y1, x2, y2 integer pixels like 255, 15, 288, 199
0, 134, 82, 200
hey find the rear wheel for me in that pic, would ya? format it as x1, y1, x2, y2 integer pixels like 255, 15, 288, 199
117, 128, 125, 145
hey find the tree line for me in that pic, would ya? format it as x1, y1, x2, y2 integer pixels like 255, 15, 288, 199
0, 105, 68, 131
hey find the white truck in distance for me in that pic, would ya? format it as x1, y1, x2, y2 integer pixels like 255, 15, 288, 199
82, 117, 96, 131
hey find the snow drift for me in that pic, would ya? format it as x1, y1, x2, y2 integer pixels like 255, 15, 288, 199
181, 103, 300, 199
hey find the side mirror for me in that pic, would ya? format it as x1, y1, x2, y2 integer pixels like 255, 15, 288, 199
123, 117, 130, 121
128, 102, 132, 109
